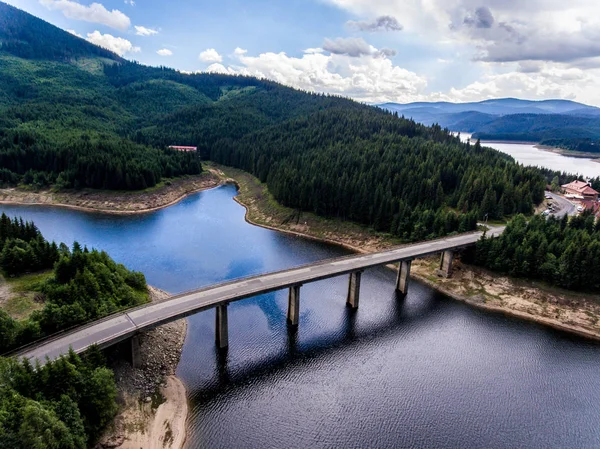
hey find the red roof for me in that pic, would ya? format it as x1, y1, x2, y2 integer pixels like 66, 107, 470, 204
562, 180, 599, 196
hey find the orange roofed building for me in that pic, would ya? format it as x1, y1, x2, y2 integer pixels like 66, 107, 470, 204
562, 180, 599, 200
168, 145, 197, 152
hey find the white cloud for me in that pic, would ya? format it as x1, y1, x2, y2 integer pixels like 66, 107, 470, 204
233, 47, 247, 56
86, 30, 140, 56
66, 29, 82, 38
157, 48, 173, 56
206, 48, 426, 103
447, 64, 593, 103
135, 25, 158, 36
199, 48, 223, 63
324, 0, 600, 65
124, 0, 135, 5
39, 0, 131, 31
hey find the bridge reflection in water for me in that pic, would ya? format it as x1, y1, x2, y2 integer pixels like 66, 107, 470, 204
17, 227, 503, 365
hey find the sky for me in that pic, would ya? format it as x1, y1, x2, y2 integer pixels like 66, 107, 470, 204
4, 0, 600, 105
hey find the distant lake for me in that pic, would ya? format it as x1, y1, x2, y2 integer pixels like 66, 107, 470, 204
459, 134, 600, 178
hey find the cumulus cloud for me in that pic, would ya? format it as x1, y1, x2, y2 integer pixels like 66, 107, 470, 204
199, 48, 223, 63
86, 30, 140, 56
124, 0, 134, 5
347, 15, 403, 32
463, 6, 494, 29
66, 29, 82, 38
324, 0, 600, 67
233, 47, 248, 56
157, 48, 172, 56
201, 47, 426, 103
39, 0, 130, 31
447, 65, 592, 103
134, 25, 158, 36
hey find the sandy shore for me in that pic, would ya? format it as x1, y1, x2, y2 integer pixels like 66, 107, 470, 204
0, 172, 222, 215
97, 286, 188, 449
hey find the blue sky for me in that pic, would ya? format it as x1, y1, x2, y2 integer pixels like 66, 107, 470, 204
5, 0, 600, 105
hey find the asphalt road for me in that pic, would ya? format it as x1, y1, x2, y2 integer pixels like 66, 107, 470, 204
16, 226, 505, 365
546, 192, 577, 218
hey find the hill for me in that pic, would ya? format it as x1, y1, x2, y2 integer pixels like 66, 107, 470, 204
380, 99, 600, 152
0, 2, 550, 241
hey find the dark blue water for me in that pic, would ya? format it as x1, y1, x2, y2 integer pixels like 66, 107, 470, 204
3, 184, 600, 448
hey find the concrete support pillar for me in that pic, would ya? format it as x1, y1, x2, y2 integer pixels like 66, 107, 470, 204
287, 284, 301, 326
395, 259, 412, 296
437, 250, 454, 278
346, 271, 363, 309
130, 335, 142, 369
215, 303, 229, 349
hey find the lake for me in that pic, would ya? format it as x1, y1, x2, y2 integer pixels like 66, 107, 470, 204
459, 134, 600, 178
2, 184, 600, 448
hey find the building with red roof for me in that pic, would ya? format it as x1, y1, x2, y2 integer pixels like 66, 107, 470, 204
562, 180, 599, 200
168, 145, 197, 152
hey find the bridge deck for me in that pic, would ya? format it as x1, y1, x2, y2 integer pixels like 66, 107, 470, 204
16, 227, 503, 364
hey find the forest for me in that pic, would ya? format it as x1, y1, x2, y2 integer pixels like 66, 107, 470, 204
475, 213, 600, 291
210, 109, 546, 240
0, 349, 118, 448
0, 1, 549, 235
0, 214, 148, 354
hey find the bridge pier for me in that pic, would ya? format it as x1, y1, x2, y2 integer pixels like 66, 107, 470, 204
395, 259, 412, 296
130, 335, 142, 369
215, 303, 229, 349
437, 250, 454, 278
346, 271, 363, 309
287, 284, 301, 326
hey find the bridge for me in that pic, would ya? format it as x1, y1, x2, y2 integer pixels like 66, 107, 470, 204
15, 226, 503, 366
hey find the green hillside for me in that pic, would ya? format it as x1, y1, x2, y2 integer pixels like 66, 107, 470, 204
0, 1, 550, 241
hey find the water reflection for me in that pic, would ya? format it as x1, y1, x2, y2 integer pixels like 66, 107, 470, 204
3, 185, 600, 448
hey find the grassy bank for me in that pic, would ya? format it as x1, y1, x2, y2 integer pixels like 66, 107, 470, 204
0, 271, 53, 320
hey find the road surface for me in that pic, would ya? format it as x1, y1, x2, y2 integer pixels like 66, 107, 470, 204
15, 226, 504, 365
546, 192, 577, 218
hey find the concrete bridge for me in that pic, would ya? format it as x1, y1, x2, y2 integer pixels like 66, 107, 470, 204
15, 227, 503, 366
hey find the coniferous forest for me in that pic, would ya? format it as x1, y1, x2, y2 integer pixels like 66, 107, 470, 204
0, 214, 148, 354
0, 212, 145, 447
0, 1, 549, 242
475, 213, 600, 291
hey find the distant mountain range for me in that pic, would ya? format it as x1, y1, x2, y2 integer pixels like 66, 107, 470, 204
379, 99, 600, 152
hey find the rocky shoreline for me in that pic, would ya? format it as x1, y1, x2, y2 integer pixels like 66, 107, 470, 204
96, 286, 188, 449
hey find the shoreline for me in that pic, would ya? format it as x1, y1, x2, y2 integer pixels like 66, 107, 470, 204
479, 138, 600, 163
533, 145, 600, 163
98, 286, 188, 449
220, 165, 600, 343
0, 172, 222, 215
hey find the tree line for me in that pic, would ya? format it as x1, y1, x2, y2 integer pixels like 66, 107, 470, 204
210, 108, 546, 241
0, 349, 118, 448
0, 214, 149, 354
474, 213, 600, 291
